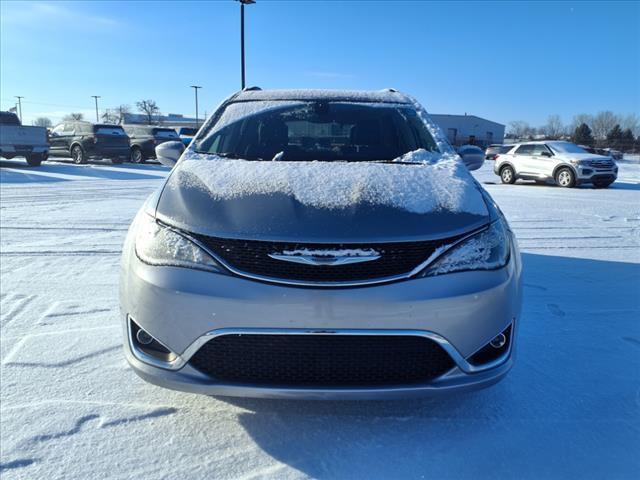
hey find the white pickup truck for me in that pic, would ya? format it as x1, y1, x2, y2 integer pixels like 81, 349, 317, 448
0, 111, 50, 166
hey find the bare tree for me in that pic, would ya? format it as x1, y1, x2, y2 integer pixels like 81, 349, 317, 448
115, 104, 130, 124
591, 111, 619, 140
508, 120, 531, 140
63, 112, 84, 121
136, 100, 160, 125
619, 113, 639, 138
33, 117, 52, 128
101, 105, 130, 125
571, 113, 593, 132
101, 109, 119, 124
543, 114, 564, 139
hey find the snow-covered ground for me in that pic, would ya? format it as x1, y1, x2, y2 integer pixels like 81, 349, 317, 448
1, 157, 639, 479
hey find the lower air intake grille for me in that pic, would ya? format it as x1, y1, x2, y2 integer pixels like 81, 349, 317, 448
188, 334, 455, 386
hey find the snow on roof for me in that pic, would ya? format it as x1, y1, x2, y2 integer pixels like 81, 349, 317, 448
232, 88, 412, 104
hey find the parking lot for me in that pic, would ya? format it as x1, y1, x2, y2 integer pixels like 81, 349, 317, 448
1, 157, 639, 479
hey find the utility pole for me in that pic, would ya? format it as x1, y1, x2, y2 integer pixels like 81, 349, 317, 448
91, 95, 100, 122
238, 0, 256, 90
190, 86, 202, 128
14, 96, 24, 122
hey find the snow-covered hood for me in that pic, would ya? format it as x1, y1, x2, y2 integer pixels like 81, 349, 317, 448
155, 150, 490, 242
560, 153, 613, 162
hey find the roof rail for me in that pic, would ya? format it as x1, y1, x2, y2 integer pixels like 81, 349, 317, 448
242, 86, 262, 91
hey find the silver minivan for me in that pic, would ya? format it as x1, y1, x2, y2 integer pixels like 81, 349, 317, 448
120, 88, 522, 399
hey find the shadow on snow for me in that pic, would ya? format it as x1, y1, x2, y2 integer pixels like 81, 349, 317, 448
216, 253, 639, 479
0, 158, 167, 183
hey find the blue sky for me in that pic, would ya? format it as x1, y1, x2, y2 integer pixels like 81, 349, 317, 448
1, 0, 638, 127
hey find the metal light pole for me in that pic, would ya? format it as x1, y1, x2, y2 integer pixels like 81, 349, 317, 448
14, 96, 24, 122
91, 95, 101, 122
190, 85, 202, 128
238, 0, 255, 90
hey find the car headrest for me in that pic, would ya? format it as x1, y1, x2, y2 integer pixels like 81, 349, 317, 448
351, 120, 381, 146
258, 119, 289, 149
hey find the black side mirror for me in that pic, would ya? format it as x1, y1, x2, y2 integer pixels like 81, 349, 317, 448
540, 151, 552, 157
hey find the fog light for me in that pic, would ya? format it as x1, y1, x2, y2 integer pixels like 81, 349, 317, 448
129, 317, 177, 363
136, 328, 154, 345
490, 333, 507, 349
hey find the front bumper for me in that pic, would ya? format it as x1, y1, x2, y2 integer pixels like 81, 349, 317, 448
120, 237, 522, 399
576, 166, 618, 184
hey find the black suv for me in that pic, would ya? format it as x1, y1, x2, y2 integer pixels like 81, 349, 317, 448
49, 122, 130, 164
122, 125, 179, 163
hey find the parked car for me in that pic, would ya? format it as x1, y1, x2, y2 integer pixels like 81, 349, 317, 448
578, 145, 624, 161
485, 144, 515, 160
49, 122, 130, 164
120, 88, 522, 399
0, 111, 49, 166
600, 148, 624, 161
456, 144, 484, 170
177, 127, 198, 147
494, 141, 618, 188
123, 125, 180, 163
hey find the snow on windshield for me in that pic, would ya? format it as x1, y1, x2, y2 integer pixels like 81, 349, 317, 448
170, 150, 487, 216
208, 100, 306, 134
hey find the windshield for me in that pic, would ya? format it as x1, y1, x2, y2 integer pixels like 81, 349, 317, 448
195, 101, 439, 162
549, 142, 587, 154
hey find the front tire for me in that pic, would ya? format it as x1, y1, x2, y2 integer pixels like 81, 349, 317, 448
71, 145, 86, 164
500, 165, 516, 184
555, 167, 575, 188
130, 147, 144, 164
25, 153, 43, 167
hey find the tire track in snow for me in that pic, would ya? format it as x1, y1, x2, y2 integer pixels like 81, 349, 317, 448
19, 408, 177, 447
0, 294, 36, 327
5, 345, 120, 368
0, 458, 37, 472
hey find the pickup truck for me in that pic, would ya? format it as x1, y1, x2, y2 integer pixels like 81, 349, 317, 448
0, 111, 50, 166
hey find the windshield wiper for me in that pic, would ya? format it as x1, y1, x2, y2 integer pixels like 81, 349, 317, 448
215, 152, 265, 161
368, 159, 421, 165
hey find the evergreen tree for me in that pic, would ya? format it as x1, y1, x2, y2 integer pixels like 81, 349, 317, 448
606, 124, 624, 149
620, 128, 635, 152
572, 123, 594, 146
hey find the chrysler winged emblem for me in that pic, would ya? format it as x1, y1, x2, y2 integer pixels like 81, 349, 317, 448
268, 248, 381, 266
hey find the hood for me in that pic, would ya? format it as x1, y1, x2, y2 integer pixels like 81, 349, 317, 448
155, 151, 490, 243
566, 153, 613, 162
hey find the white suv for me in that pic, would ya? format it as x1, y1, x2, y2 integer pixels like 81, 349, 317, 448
494, 141, 618, 188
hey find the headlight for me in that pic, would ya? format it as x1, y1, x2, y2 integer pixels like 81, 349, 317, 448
134, 213, 222, 272
570, 159, 592, 166
420, 219, 510, 277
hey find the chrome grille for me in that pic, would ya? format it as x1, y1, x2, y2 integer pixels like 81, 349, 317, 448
192, 234, 467, 285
